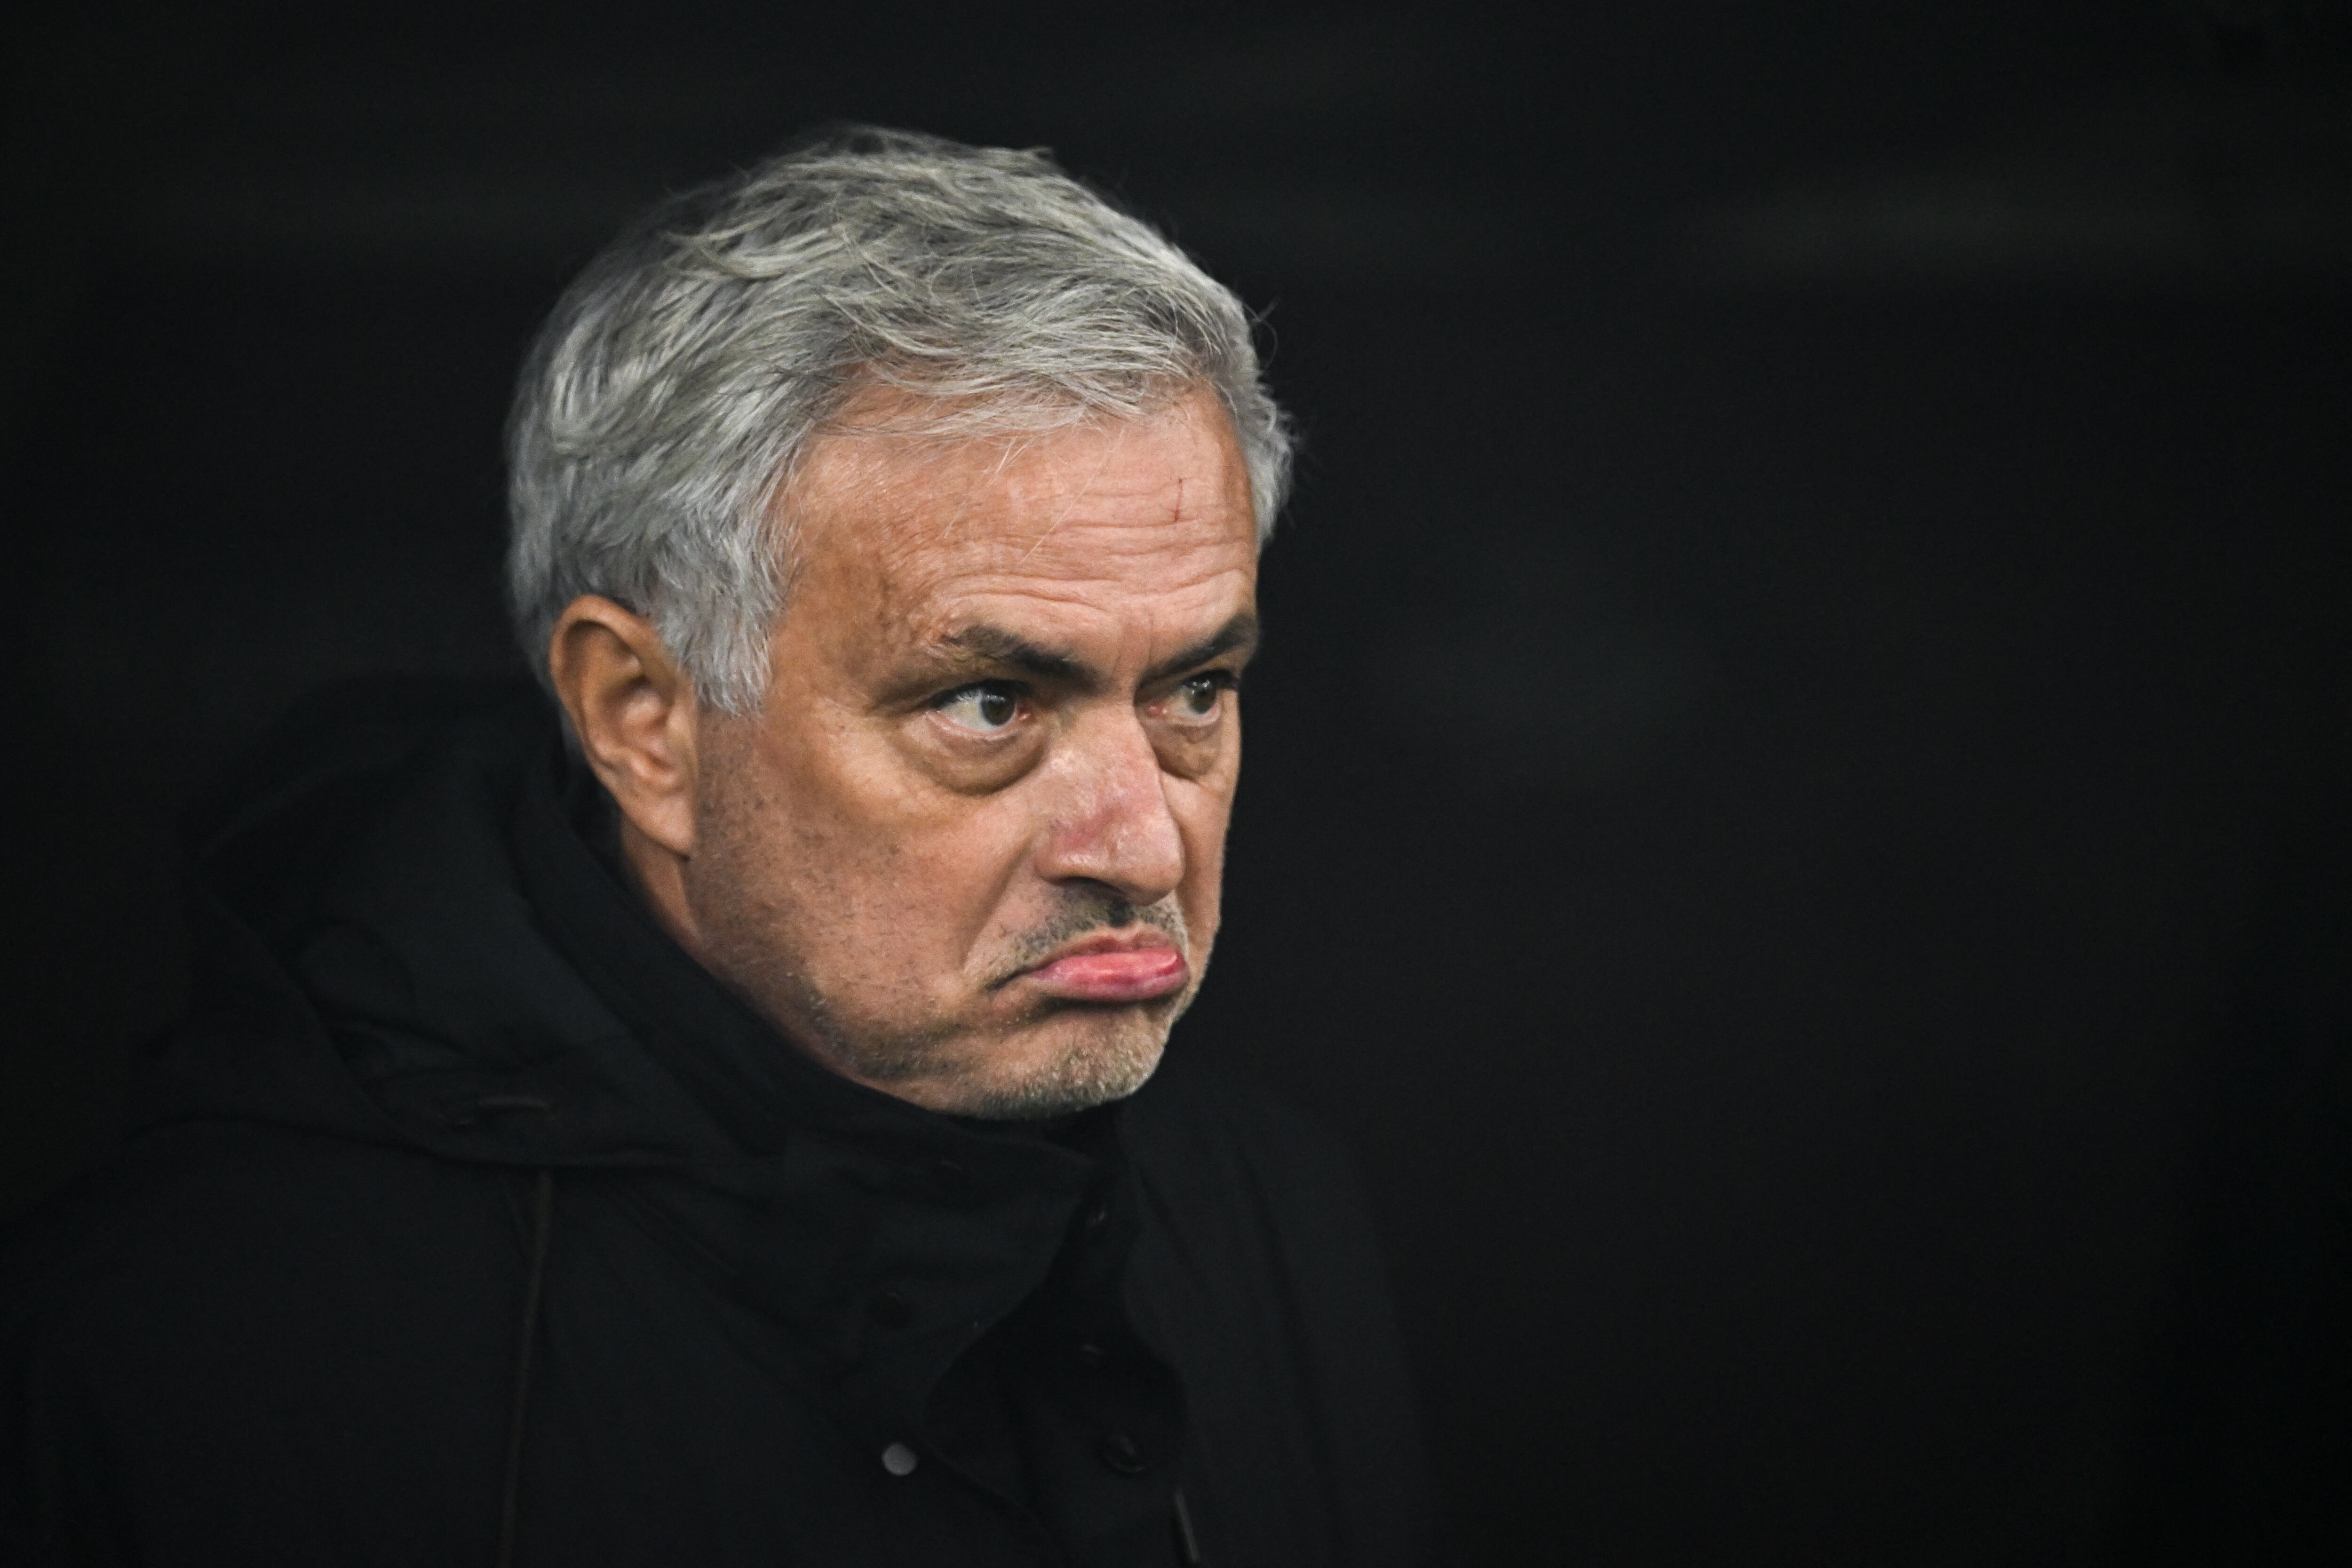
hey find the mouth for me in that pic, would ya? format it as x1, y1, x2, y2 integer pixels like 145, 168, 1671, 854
1014, 930, 1190, 1005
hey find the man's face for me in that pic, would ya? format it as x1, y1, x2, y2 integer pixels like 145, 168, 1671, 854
679, 388, 1259, 1118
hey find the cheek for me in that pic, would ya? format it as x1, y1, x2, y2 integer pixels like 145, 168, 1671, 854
697, 726, 889, 937
1172, 780, 1237, 927
739, 732, 1041, 951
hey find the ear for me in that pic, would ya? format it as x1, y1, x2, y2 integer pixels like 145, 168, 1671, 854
546, 595, 700, 858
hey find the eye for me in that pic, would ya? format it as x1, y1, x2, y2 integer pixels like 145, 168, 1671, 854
1170, 672, 1234, 720
934, 681, 1025, 734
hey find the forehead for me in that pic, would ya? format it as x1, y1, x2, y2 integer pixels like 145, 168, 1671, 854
783, 390, 1258, 645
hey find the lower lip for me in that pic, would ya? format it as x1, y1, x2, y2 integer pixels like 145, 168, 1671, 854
1024, 948, 1189, 1003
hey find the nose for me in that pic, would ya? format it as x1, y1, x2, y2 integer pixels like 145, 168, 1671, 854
1032, 710, 1186, 907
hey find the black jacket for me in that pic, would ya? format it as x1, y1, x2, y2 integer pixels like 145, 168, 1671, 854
0, 681, 1437, 1567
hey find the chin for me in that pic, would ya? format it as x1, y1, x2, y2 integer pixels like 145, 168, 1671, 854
944, 1006, 1173, 1121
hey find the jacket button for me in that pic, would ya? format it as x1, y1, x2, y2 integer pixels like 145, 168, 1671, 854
868, 1290, 914, 1329
881, 1441, 920, 1477
1083, 1198, 1112, 1232
1097, 1433, 1147, 1477
1074, 1339, 1106, 1370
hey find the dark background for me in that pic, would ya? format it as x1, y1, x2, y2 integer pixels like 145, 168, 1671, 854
5, 2, 2350, 1562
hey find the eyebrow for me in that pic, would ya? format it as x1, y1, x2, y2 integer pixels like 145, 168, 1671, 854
1144, 611, 1261, 685
936, 611, 1260, 693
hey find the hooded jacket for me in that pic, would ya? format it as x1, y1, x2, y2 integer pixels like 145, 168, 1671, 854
0, 679, 1437, 1567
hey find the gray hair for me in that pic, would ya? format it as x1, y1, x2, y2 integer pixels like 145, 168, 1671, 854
506, 125, 1293, 715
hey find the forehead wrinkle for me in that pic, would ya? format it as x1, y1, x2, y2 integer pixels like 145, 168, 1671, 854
888, 503, 1248, 616
790, 395, 1255, 670
909, 548, 1252, 674
941, 543, 1252, 618
803, 392, 1244, 570
814, 424, 1159, 586
945, 430, 1043, 546
1011, 416, 1133, 571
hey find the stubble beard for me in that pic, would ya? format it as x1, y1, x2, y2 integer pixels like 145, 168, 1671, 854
686, 842, 1203, 1121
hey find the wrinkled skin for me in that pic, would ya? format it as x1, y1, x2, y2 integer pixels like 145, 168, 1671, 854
551, 388, 1260, 1117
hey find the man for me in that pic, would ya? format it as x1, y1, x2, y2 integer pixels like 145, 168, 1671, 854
0, 128, 1437, 1565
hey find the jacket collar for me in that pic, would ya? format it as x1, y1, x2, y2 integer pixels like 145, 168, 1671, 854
509, 738, 1144, 1435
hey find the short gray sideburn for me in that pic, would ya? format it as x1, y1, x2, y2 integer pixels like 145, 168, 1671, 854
505, 126, 1294, 715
